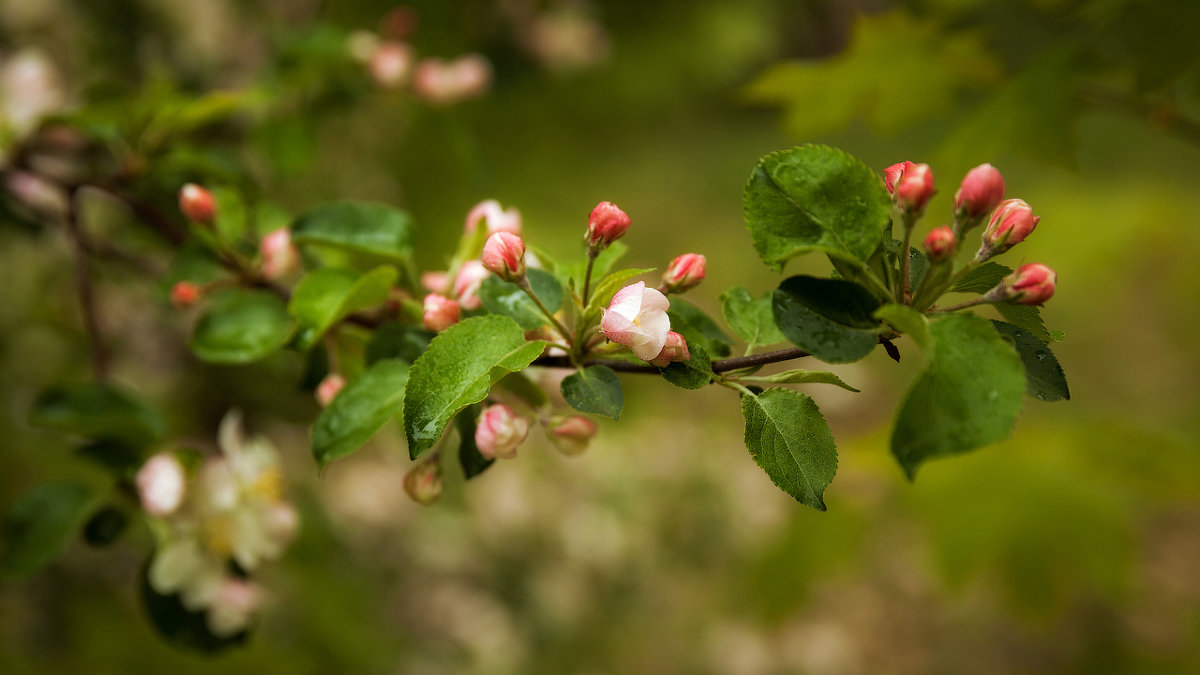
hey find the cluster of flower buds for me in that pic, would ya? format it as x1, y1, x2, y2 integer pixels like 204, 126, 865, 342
137, 412, 299, 638
660, 253, 706, 294
476, 403, 530, 459
413, 55, 492, 105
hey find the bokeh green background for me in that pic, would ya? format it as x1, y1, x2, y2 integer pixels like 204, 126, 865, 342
2, 0, 1199, 673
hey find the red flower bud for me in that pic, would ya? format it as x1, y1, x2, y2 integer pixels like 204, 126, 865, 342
422, 293, 460, 332
954, 163, 1006, 219
170, 281, 203, 308
315, 374, 346, 407
475, 404, 529, 460
586, 201, 631, 250
883, 161, 915, 196
1000, 263, 1056, 305
649, 331, 691, 367
403, 460, 443, 506
546, 415, 598, 456
260, 228, 300, 280
922, 226, 956, 263
894, 163, 935, 214
980, 199, 1039, 258
661, 253, 706, 293
178, 183, 216, 224
481, 231, 526, 282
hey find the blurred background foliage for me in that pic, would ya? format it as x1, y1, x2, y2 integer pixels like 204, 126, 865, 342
2, 0, 1199, 673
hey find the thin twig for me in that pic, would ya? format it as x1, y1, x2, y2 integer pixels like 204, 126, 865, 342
532, 345, 813, 374
63, 188, 109, 380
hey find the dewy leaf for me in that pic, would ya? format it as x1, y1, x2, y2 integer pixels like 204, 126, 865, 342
950, 262, 1012, 294
561, 365, 624, 419
741, 388, 838, 511
1, 482, 98, 579
312, 359, 409, 468
721, 286, 786, 348
291, 201, 416, 260
288, 265, 397, 350
891, 313, 1026, 479
191, 289, 295, 364
455, 405, 493, 480
995, 303, 1054, 344
992, 321, 1070, 402
29, 382, 165, 448
659, 341, 712, 390
773, 276, 882, 363
479, 268, 564, 330
743, 144, 891, 271
741, 369, 860, 392
404, 316, 547, 459
874, 304, 929, 348
669, 298, 734, 358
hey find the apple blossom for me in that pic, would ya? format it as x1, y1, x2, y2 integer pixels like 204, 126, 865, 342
954, 163, 1006, 219
649, 331, 691, 367
546, 416, 598, 456
170, 281, 203, 308
465, 199, 522, 236
586, 201, 631, 250
422, 293, 460, 332
403, 460, 443, 505
453, 260, 489, 310
315, 373, 346, 407
599, 281, 671, 361
368, 41, 415, 89
892, 162, 935, 214
661, 253, 706, 293
412, 54, 492, 105
178, 183, 216, 225
481, 231, 526, 282
475, 404, 529, 460
136, 453, 187, 517
206, 578, 264, 638
259, 227, 300, 280
998, 263, 1057, 305
978, 198, 1039, 260
923, 226, 956, 263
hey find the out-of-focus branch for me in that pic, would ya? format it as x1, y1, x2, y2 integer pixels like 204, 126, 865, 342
1077, 83, 1200, 147
63, 187, 109, 380
532, 346, 814, 374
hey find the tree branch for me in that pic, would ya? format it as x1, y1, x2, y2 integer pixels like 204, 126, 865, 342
64, 188, 109, 380
532, 346, 813, 374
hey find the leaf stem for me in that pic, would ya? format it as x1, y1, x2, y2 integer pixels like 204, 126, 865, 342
519, 278, 573, 345
898, 211, 915, 304
581, 251, 597, 305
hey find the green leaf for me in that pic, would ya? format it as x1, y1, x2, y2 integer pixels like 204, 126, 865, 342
455, 406, 493, 480
580, 267, 655, 328
404, 316, 547, 459
891, 313, 1026, 479
772, 276, 882, 363
562, 241, 629, 289
992, 321, 1070, 402
312, 359, 409, 468
561, 365, 624, 419
29, 382, 165, 448
659, 341, 713, 390
365, 322, 433, 365
741, 388, 838, 510
140, 561, 246, 653
950, 262, 1011, 294
743, 144, 891, 271
76, 441, 144, 475
496, 372, 549, 411
191, 289, 295, 363
291, 201, 416, 260
82, 505, 129, 547
874, 303, 930, 347
995, 303, 1054, 344
741, 369, 860, 392
288, 265, 397, 350
210, 186, 247, 245
2, 482, 98, 579
479, 268, 564, 330
720, 286, 786, 348
669, 298, 734, 358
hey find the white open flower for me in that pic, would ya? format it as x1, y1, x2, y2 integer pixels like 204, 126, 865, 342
599, 281, 671, 361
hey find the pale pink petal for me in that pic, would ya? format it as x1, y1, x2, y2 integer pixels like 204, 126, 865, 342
600, 309, 641, 345
640, 286, 670, 313
607, 281, 645, 320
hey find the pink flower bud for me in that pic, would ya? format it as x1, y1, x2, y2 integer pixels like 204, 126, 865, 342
368, 41, 415, 89
420, 271, 450, 294
453, 260, 489, 310
170, 281, 203, 308
481, 231, 526, 282
979, 199, 1039, 257
136, 453, 187, 517
403, 459, 443, 505
207, 578, 264, 638
1001, 263, 1056, 305
475, 404, 529, 460
547, 416, 598, 456
422, 293, 460, 332
260, 228, 300, 280
661, 253, 706, 293
586, 201, 631, 250
922, 226, 956, 263
954, 163, 1006, 219
413, 54, 492, 105
649, 331, 691, 367
179, 183, 216, 224
599, 281, 671, 361
315, 373, 346, 407
883, 161, 914, 195
893, 163, 935, 214
465, 199, 522, 236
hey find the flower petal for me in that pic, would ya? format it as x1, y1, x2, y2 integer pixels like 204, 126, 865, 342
607, 281, 645, 321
